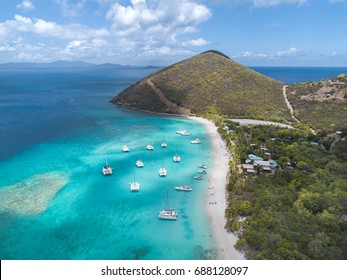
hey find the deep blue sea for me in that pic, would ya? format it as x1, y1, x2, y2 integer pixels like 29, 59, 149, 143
0, 65, 345, 260
251, 66, 347, 84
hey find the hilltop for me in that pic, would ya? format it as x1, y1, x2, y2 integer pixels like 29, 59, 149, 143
287, 74, 347, 132
112, 51, 292, 122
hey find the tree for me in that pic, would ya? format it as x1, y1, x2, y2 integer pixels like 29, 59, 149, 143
278, 156, 290, 168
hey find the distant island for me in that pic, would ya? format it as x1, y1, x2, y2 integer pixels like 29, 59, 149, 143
0, 61, 162, 69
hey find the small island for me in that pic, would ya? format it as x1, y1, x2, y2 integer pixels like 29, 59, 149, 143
112, 50, 347, 260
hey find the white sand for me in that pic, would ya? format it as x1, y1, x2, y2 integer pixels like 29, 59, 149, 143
190, 117, 245, 260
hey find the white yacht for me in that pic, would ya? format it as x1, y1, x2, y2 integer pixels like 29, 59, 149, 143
176, 129, 191, 136
130, 182, 140, 191
101, 156, 112, 176
175, 186, 192, 192
129, 173, 140, 192
173, 155, 181, 162
198, 169, 207, 174
122, 145, 129, 152
135, 160, 144, 168
159, 167, 167, 177
146, 144, 154, 150
158, 190, 177, 220
161, 142, 167, 148
190, 138, 201, 144
198, 164, 207, 169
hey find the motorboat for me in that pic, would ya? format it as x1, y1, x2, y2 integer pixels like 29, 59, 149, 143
198, 169, 207, 174
198, 164, 207, 169
190, 138, 201, 144
175, 186, 192, 191
194, 175, 203, 180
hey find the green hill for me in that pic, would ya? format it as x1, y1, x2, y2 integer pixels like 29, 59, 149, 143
112, 51, 292, 122
287, 75, 347, 132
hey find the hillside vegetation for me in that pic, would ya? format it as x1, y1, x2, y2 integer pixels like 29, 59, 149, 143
112, 51, 292, 122
287, 75, 347, 132
215, 119, 347, 259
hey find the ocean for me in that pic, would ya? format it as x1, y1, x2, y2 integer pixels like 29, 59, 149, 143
0, 65, 345, 259
0, 66, 215, 260
251, 66, 347, 84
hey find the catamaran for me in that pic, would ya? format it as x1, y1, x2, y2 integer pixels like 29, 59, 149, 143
129, 173, 140, 192
146, 144, 154, 150
173, 155, 181, 162
136, 159, 144, 167
158, 190, 177, 220
102, 156, 112, 176
159, 167, 167, 176
122, 145, 129, 152
159, 159, 167, 176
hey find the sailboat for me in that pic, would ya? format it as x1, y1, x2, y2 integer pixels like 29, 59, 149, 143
158, 189, 177, 220
136, 159, 144, 167
101, 155, 112, 176
173, 155, 181, 162
129, 172, 140, 192
159, 158, 167, 176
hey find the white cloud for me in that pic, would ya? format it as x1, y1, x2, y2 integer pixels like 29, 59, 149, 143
54, 0, 87, 18
233, 47, 301, 59
106, 0, 211, 39
104, 0, 211, 59
15, 51, 47, 61
0, 43, 17, 52
182, 38, 210, 46
16, 0, 36, 11
0, 15, 109, 39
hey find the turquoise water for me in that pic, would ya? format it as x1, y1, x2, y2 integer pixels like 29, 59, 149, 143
0, 67, 216, 259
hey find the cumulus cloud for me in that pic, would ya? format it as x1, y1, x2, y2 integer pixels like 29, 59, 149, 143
106, 0, 211, 45
233, 47, 301, 59
0, 14, 109, 39
182, 38, 210, 46
54, 0, 87, 18
16, 0, 36, 11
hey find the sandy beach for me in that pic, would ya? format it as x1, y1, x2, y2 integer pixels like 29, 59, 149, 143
190, 117, 245, 260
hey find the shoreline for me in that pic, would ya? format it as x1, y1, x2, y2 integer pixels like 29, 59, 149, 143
189, 116, 245, 260
114, 105, 245, 259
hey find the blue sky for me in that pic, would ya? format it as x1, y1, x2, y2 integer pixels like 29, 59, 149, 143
0, 0, 346, 66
